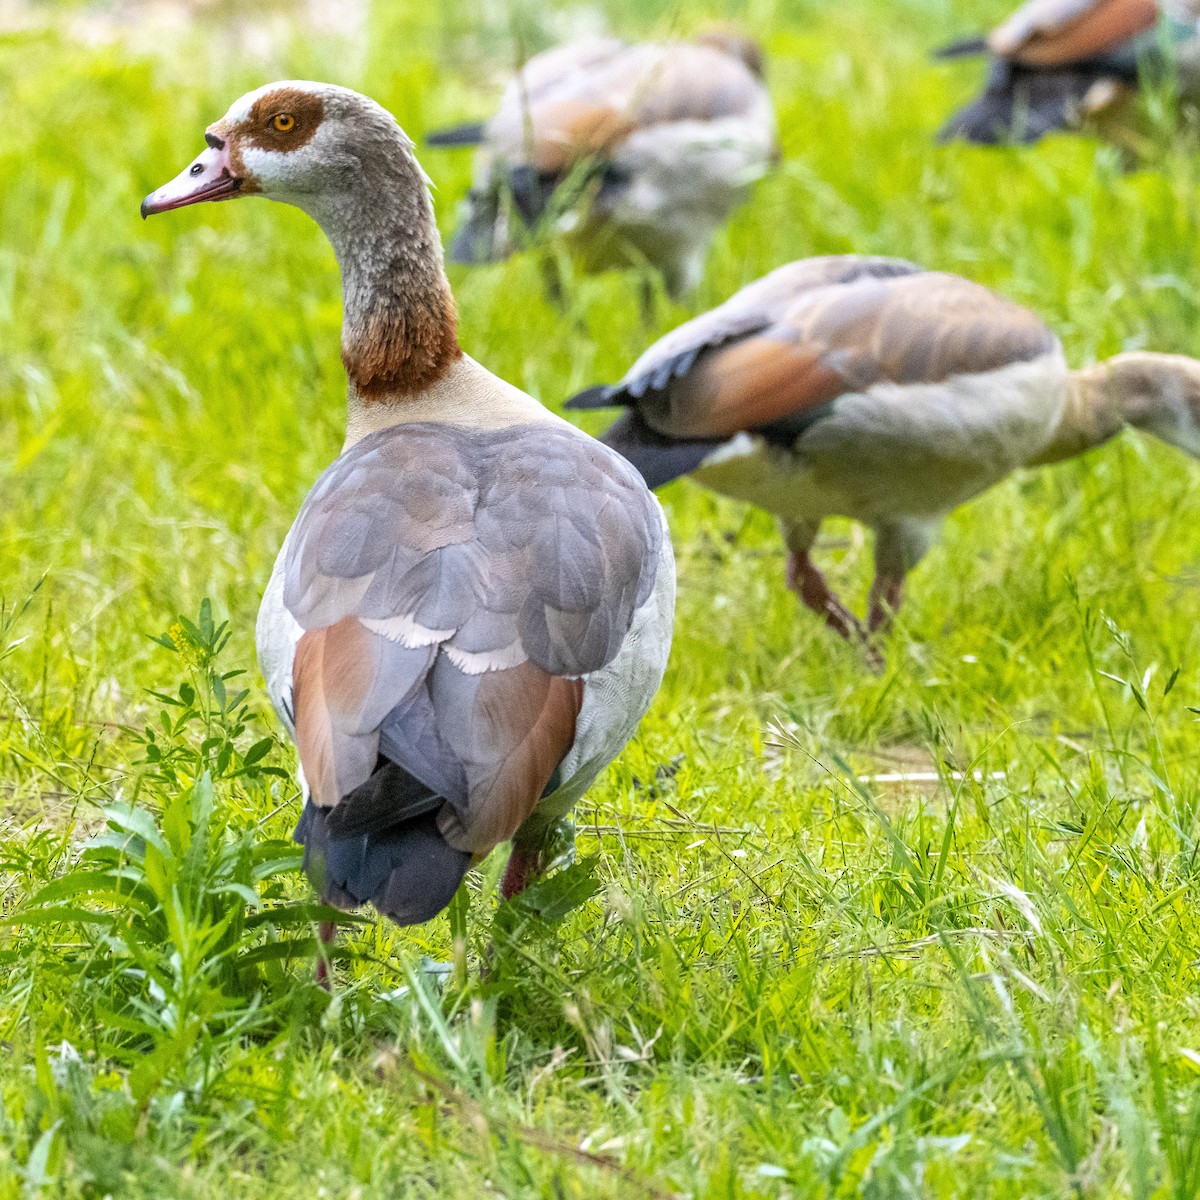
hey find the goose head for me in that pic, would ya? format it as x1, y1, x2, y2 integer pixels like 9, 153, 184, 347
142, 81, 459, 400
1108, 352, 1200, 459
141, 81, 419, 223
694, 26, 766, 78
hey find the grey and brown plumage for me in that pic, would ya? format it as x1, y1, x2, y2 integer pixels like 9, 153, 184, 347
937, 0, 1200, 146
142, 81, 675, 950
568, 256, 1200, 647
429, 33, 777, 297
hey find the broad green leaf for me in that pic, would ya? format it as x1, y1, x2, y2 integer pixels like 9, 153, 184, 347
2, 905, 120, 928
102, 806, 169, 857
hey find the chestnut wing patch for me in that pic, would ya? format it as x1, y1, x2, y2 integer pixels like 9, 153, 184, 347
284, 423, 661, 855
567, 257, 923, 415
598, 269, 1059, 442
490, 41, 767, 175
990, 0, 1158, 65
518, 100, 639, 175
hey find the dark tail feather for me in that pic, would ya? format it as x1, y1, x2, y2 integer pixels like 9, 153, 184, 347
934, 35, 989, 60
598, 411, 722, 490
426, 120, 486, 148
507, 164, 557, 228
295, 761, 471, 926
938, 92, 1050, 145
323, 759, 442, 837
565, 384, 622, 410
938, 66, 1097, 144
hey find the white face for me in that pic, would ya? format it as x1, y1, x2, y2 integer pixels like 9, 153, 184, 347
141, 81, 367, 217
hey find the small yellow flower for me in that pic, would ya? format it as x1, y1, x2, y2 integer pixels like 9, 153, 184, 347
168, 622, 199, 667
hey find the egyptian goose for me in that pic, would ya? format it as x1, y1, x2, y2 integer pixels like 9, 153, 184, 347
568, 256, 1200, 645
937, 0, 1200, 145
427, 32, 777, 298
141, 82, 675, 946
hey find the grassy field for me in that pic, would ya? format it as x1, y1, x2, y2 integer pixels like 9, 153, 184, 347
3, 0, 1200, 1194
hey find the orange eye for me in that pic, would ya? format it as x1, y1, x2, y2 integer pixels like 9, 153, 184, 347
272, 113, 296, 133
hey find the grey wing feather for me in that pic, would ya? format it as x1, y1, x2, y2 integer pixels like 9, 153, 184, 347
615, 256, 924, 401
378, 684, 469, 805
596, 411, 723, 488
283, 421, 663, 829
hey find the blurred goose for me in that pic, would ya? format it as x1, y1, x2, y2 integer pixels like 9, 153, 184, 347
568, 256, 1200, 645
938, 0, 1200, 145
428, 32, 778, 297
142, 82, 675, 949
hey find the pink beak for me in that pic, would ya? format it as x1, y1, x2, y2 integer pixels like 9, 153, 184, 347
141, 137, 243, 218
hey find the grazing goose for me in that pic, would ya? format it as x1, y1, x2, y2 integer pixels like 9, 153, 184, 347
141, 82, 675, 951
567, 256, 1200, 645
937, 0, 1200, 145
428, 32, 778, 298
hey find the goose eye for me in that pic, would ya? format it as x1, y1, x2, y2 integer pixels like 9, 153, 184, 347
272, 113, 296, 133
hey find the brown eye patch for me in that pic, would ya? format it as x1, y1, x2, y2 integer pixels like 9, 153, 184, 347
243, 88, 325, 152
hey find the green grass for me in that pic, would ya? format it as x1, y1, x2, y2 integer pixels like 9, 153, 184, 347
3, 0, 1200, 1194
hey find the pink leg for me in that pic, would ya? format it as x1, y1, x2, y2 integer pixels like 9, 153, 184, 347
500, 845, 542, 900
484, 846, 545, 976
786, 550, 866, 643
868, 574, 905, 636
316, 919, 336, 990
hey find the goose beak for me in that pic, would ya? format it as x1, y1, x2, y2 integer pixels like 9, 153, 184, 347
141, 140, 243, 218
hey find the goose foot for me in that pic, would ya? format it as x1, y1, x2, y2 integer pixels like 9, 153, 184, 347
787, 551, 886, 670
786, 550, 867, 643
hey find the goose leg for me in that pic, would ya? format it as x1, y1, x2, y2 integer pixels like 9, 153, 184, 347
786, 549, 869, 641
484, 845, 544, 978
662, 248, 704, 306
500, 845, 543, 899
316, 919, 337, 990
638, 273, 659, 326
499, 815, 576, 900
869, 521, 936, 640
868, 575, 905, 636
539, 254, 567, 310
783, 522, 866, 642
